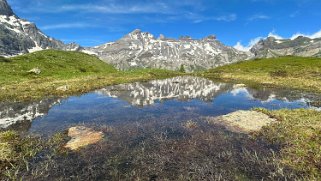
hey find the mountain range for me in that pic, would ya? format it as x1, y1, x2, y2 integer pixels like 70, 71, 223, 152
84, 30, 250, 71
1, 0, 321, 71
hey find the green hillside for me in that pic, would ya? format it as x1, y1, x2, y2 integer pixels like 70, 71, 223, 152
203, 56, 321, 92
0, 50, 117, 84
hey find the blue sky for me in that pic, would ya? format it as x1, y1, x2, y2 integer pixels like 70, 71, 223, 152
8, 0, 321, 48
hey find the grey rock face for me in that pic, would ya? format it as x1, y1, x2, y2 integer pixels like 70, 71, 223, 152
0, 0, 81, 56
0, 0, 13, 16
250, 36, 321, 58
86, 29, 250, 72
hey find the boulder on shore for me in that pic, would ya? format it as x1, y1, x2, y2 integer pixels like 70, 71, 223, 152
56, 85, 69, 92
27, 68, 41, 75
206, 110, 276, 133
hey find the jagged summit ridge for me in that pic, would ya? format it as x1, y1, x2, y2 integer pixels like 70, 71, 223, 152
0, 0, 81, 56
86, 29, 250, 72
250, 35, 321, 58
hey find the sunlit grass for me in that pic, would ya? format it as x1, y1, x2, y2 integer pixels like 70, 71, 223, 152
203, 56, 321, 92
255, 108, 321, 179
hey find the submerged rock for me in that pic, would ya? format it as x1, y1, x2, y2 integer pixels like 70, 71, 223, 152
207, 110, 276, 133
65, 126, 104, 150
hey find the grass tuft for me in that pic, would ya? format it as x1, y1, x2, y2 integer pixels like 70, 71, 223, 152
254, 108, 321, 179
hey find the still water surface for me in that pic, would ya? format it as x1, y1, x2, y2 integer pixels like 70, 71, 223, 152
1, 76, 320, 135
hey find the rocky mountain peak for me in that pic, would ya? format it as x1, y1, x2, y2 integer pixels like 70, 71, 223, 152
0, 0, 81, 56
204, 35, 217, 41
125, 29, 155, 41
87, 29, 249, 72
0, 0, 14, 16
158, 34, 165, 40
294, 35, 311, 41
250, 34, 321, 58
179, 36, 192, 40
130, 29, 142, 35
266, 36, 276, 41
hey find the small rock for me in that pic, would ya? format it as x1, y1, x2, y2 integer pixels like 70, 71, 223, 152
233, 84, 246, 89
65, 126, 104, 150
27, 67, 41, 75
207, 110, 276, 133
56, 85, 69, 92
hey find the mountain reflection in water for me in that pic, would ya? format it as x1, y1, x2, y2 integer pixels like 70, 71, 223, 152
0, 76, 320, 134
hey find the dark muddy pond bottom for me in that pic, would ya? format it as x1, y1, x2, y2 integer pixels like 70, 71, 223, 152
1, 76, 320, 134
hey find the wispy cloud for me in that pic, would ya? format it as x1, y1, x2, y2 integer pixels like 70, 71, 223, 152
188, 13, 237, 23
266, 29, 321, 40
214, 14, 237, 22
41, 23, 97, 30
248, 14, 270, 21
10, 0, 203, 15
56, 3, 171, 14
234, 29, 321, 52
290, 30, 321, 40
234, 37, 263, 51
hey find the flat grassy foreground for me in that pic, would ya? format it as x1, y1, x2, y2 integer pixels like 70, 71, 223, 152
203, 56, 321, 93
1, 109, 320, 180
0, 50, 180, 102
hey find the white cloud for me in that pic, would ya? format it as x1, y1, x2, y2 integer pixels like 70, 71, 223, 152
214, 14, 237, 22
57, 4, 170, 14
268, 32, 283, 39
248, 14, 270, 21
290, 30, 321, 40
11, 0, 204, 15
234, 37, 263, 51
41, 23, 96, 30
174, 13, 237, 24
234, 29, 321, 52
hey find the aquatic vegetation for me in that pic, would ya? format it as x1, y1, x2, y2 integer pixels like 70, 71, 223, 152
182, 120, 198, 130
0, 116, 310, 180
0, 131, 68, 179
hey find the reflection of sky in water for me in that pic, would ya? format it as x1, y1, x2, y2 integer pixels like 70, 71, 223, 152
29, 86, 313, 135
2, 76, 319, 135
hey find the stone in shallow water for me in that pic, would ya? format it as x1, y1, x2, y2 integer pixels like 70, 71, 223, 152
207, 111, 276, 133
65, 126, 104, 150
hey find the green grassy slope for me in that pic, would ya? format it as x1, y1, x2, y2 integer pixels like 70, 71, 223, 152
203, 56, 321, 92
0, 50, 117, 84
0, 50, 180, 101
